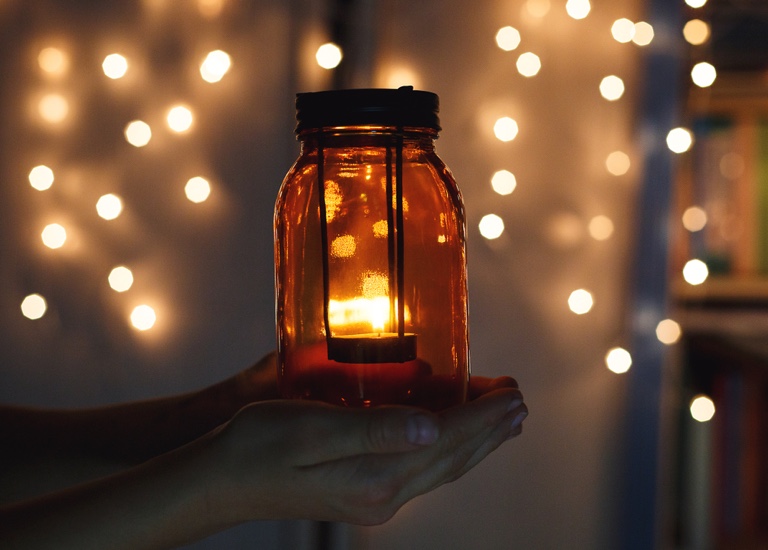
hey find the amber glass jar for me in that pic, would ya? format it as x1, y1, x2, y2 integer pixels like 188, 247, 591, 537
274, 88, 469, 411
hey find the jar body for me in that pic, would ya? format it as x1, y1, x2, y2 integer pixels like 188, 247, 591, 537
274, 128, 469, 410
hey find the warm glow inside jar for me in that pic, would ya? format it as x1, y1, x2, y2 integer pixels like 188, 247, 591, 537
274, 88, 469, 411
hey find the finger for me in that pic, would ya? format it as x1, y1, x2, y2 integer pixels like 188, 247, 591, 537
467, 376, 519, 401
293, 404, 441, 465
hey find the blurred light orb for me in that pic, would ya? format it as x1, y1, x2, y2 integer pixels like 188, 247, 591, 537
29, 165, 54, 191
109, 266, 134, 292
102, 53, 128, 79
479, 214, 505, 240
683, 259, 709, 285
565, 0, 591, 19
21, 294, 47, 320
684, 19, 710, 45
493, 116, 519, 142
124, 120, 152, 147
130, 305, 156, 331
316, 42, 343, 69
198, 0, 224, 17
691, 61, 717, 88
690, 394, 715, 422
96, 193, 123, 220
685, 0, 707, 7
606, 150, 630, 175
667, 127, 694, 153
656, 318, 682, 345
682, 206, 707, 232
495, 26, 521, 51
599, 75, 625, 101
200, 50, 231, 83
611, 18, 635, 43
38, 93, 69, 123
167, 105, 193, 133
38, 47, 69, 76
41, 223, 67, 249
568, 288, 593, 315
606, 347, 632, 374
185, 176, 211, 203
633, 21, 654, 46
525, 0, 551, 18
516, 52, 541, 77
588, 215, 614, 240
491, 170, 517, 195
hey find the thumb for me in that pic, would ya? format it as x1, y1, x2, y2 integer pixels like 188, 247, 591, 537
297, 406, 440, 464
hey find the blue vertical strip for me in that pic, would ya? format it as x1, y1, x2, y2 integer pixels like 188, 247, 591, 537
623, 1, 683, 549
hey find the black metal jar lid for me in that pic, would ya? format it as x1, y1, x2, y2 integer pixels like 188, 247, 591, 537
295, 86, 441, 133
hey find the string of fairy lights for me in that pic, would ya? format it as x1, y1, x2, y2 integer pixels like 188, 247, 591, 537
14, 0, 717, 421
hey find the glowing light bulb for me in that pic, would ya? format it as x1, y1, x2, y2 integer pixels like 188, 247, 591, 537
316, 43, 342, 69
493, 117, 518, 142
611, 18, 635, 43
683, 19, 710, 45
124, 120, 152, 147
38, 47, 69, 76
495, 26, 521, 51
683, 259, 708, 285
599, 75, 625, 101
200, 50, 231, 83
690, 394, 715, 422
29, 165, 54, 191
606, 347, 632, 374
185, 176, 211, 203
588, 215, 614, 240
606, 150, 630, 176
38, 93, 69, 123
685, 0, 707, 8
656, 319, 682, 345
479, 214, 505, 240
109, 266, 134, 292
516, 52, 541, 77
666, 127, 693, 153
568, 289, 593, 315
96, 194, 123, 220
102, 53, 128, 79
41, 223, 67, 249
21, 294, 47, 320
491, 170, 517, 195
682, 206, 707, 232
565, 0, 590, 20
130, 305, 156, 331
167, 105, 193, 133
632, 22, 654, 46
691, 62, 716, 88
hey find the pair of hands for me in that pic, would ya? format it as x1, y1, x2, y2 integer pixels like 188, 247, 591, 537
206, 359, 527, 526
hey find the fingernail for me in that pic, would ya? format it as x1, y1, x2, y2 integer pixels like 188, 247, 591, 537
507, 397, 524, 412
406, 413, 439, 445
510, 410, 528, 431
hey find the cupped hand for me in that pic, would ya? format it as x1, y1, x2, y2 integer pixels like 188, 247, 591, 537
205, 376, 527, 526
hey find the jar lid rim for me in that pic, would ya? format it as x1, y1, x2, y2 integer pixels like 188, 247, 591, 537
295, 87, 441, 133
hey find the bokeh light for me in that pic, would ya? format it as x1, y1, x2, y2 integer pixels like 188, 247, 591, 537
588, 215, 614, 240
685, 0, 707, 8
496, 26, 521, 51
130, 304, 157, 331
565, 0, 591, 20
102, 53, 128, 79
606, 347, 632, 374
124, 120, 152, 147
683, 19, 710, 45
632, 22, 654, 46
599, 75, 625, 101
108, 266, 134, 292
185, 176, 211, 203
200, 50, 231, 83
167, 105, 193, 133
38, 93, 69, 123
96, 194, 123, 220
606, 150, 630, 176
516, 52, 541, 77
568, 288, 594, 315
316, 42, 342, 69
682, 206, 707, 232
21, 294, 47, 320
29, 165, 54, 191
41, 223, 67, 249
691, 61, 717, 88
666, 127, 693, 153
611, 18, 635, 43
38, 47, 69, 76
525, 0, 551, 18
479, 214, 505, 239
683, 259, 709, 285
690, 394, 715, 422
491, 170, 517, 195
656, 319, 682, 345
493, 117, 519, 142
